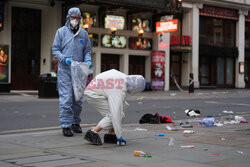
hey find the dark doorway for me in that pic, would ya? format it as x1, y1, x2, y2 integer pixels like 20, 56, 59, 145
11, 7, 41, 90
245, 58, 250, 88
129, 55, 145, 76
170, 53, 181, 87
101, 54, 120, 72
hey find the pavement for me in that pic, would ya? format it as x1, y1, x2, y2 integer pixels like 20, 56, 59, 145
0, 89, 250, 167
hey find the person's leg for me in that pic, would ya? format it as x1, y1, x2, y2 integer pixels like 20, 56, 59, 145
71, 95, 84, 133
58, 70, 74, 137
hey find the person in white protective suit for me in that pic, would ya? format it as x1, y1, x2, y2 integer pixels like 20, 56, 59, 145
84, 69, 145, 145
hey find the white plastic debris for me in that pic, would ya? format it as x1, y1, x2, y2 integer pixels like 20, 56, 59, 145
222, 110, 234, 114
134, 127, 148, 131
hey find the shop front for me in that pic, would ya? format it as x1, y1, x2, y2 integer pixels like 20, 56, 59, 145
199, 5, 238, 88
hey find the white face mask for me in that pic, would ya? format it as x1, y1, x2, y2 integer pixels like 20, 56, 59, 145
70, 19, 79, 28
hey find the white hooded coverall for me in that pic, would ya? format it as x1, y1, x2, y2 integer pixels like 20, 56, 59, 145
84, 69, 145, 138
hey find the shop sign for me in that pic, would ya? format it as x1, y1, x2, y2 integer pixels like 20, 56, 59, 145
200, 5, 238, 20
0, 45, 9, 83
151, 51, 165, 89
101, 35, 126, 48
80, 11, 96, 28
171, 35, 192, 46
105, 15, 125, 30
156, 19, 178, 33
132, 18, 151, 32
129, 37, 152, 50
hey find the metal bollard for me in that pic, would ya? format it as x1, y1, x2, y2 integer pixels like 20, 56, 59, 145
189, 73, 194, 93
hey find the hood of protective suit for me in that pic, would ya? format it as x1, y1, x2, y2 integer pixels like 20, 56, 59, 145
65, 7, 81, 27
126, 75, 145, 94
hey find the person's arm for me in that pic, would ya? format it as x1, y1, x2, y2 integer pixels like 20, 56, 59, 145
107, 92, 125, 139
52, 30, 67, 64
83, 32, 92, 63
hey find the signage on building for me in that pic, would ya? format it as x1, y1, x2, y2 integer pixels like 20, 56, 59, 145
129, 37, 152, 50
151, 51, 165, 89
170, 35, 192, 52
0, 45, 9, 83
200, 5, 238, 20
105, 15, 125, 30
132, 18, 151, 32
101, 35, 126, 48
171, 35, 192, 46
80, 11, 96, 29
156, 19, 178, 34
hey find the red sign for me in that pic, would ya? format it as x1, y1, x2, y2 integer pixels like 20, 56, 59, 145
156, 19, 178, 33
151, 51, 165, 89
171, 35, 192, 46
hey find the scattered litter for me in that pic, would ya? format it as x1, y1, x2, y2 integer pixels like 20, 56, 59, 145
211, 153, 220, 156
134, 150, 152, 158
235, 116, 248, 123
182, 125, 193, 128
185, 109, 200, 117
183, 130, 195, 134
220, 137, 226, 141
222, 110, 234, 114
170, 93, 176, 96
201, 118, 215, 127
134, 127, 148, 131
204, 148, 208, 151
155, 133, 164, 136
166, 125, 178, 131
181, 145, 195, 148
236, 151, 243, 155
137, 102, 143, 105
214, 122, 223, 127
168, 138, 174, 146
207, 115, 217, 117
136, 96, 145, 101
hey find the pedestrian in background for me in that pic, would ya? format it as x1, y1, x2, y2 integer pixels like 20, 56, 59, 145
52, 7, 93, 137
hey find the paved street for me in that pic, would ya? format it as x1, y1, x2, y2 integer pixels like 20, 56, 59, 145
0, 89, 250, 167
0, 89, 250, 133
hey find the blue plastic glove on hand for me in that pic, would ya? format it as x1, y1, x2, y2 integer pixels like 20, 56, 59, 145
65, 58, 72, 66
86, 60, 93, 68
117, 137, 126, 146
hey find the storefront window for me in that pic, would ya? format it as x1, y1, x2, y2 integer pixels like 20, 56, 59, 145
200, 16, 236, 47
226, 58, 233, 84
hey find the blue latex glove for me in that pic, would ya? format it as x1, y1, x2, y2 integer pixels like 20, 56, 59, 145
86, 60, 93, 68
65, 58, 72, 66
117, 137, 126, 146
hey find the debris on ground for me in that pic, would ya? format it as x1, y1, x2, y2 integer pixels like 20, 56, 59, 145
134, 127, 148, 131
223, 110, 234, 114
181, 145, 195, 148
185, 109, 200, 117
134, 150, 152, 157
183, 130, 195, 134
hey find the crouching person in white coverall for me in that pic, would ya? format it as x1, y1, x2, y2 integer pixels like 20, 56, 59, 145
84, 69, 145, 145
